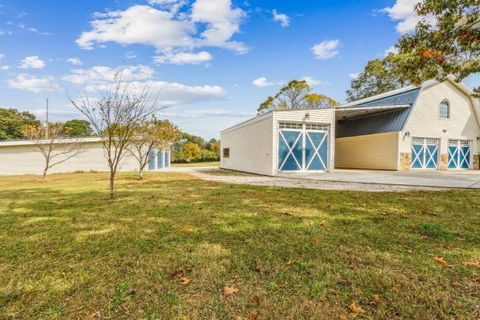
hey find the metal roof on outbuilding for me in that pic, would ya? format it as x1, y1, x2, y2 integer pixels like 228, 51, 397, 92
335, 87, 422, 138
352, 87, 421, 108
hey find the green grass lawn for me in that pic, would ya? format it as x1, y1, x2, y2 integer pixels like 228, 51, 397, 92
171, 161, 219, 167
0, 172, 479, 319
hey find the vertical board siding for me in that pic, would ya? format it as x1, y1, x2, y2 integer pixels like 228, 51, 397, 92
272, 109, 336, 174
400, 81, 480, 156
220, 114, 274, 176
335, 132, 400, 170
0, 142, 139, 175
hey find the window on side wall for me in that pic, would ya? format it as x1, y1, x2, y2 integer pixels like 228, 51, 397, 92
439, 99, 450, 119
223, 148, 230, 158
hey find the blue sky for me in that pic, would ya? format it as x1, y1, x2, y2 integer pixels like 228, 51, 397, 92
0, 0, 478, 139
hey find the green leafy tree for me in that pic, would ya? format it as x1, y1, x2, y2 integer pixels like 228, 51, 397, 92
0, 108, 39, 140
394, 0, 480, 94
127, 119, 180, 179
182, 142, 202, 162
304, 93, 339, 109
62, 119, 93, 137
257, 80, 338, 114
346, 55, 409, 102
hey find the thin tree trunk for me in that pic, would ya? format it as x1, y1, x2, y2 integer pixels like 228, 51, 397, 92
139, 168, 144, 180
109, 172, 115, 199
42, 167, 48, 181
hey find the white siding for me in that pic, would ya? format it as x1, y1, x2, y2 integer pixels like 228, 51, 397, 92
220, 113, 274, 175
272, 109, 336, 174
400, 81, 480, 157
0, 141, 139, 175
335, 132, 400, 170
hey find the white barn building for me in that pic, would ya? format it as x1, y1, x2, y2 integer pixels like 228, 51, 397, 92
0, 137, 171, 175
220, 109, 336, 176
220, 79, 480, 175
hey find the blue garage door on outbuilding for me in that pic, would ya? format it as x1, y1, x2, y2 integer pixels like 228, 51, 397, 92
411, 137, 439, 169
278, 122, 329, 172
448, 140, 472, 169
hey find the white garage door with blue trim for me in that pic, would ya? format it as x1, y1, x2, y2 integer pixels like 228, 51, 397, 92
411, 137, 439, 169
278, 122, 329, 172
448, 140, 472, 169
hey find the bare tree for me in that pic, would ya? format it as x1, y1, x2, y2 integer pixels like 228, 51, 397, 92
70, 74, 157, 198
127, 119, 180, 180
22, 123, 84, 180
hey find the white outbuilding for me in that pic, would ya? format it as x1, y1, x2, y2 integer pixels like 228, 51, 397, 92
220, 109, 335, 176
220, 79, 480, 175
0, 137, 171, 176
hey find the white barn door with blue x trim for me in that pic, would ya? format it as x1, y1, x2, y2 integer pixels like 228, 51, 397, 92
411, 137, 439, 169
278, 122, 329, 172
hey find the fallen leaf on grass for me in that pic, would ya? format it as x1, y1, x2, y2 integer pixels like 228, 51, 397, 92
434, 256, 449, 266
372, 294, 381, 303
349, 302, 365, 314
183, 227, 193, 233
180, 277, 191, 285
464, 261, 480, 267
287, 259, 296, 265
224, 286, 239, 296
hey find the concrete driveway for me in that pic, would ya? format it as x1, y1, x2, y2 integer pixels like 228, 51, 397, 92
279, 169, 480, 189
170, 166, 480, 191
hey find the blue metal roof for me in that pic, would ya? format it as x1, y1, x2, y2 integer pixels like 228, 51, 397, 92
336, 108, 412, 138
336, 87, 421, 138
351, 87, 421, 108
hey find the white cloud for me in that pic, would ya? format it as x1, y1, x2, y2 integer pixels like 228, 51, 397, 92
63, 65, 154, 85
87, 80, 226, 107
7, 74, 61, 93
0, 65, 10, 71
301, 76, 327, 87
0, 53, 4, 61
384, 45, 399, 56
311, 40, 340, 60
77, 1, 246, 53
154, 51, 212, 64
252, 77, 274, 87
349, 73, 360, 80
17, 23, 51, 36
382, 0, 434, 34
19, 56, 45, 69
191, 0, 246, 53
147, 0, 187, 13
125, 51, 137, 59
272, 9, 290, 28
66, 57, 82, 65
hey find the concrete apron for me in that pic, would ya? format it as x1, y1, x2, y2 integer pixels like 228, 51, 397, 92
278, 169, 480, 189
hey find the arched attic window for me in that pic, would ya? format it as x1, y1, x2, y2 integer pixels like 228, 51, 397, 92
439, 99, 450, 119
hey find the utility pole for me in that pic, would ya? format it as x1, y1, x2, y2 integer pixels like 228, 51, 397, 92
45, 98, 49, 139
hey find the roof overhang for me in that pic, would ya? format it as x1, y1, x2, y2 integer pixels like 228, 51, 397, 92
335, 104, 411, 121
